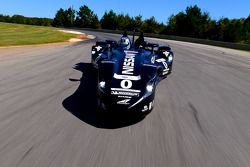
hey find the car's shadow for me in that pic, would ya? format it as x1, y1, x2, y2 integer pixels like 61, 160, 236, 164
62, 63, 144, 129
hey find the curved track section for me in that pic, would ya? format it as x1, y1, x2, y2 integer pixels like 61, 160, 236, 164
0, 31, 250, 167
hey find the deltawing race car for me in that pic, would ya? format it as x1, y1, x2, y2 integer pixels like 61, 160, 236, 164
91, 31, 174, 117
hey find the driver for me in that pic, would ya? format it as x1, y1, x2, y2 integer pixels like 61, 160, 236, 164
135, 32, 146, 48
120, 36, 131, 50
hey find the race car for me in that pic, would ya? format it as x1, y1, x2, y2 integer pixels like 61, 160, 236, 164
91, 31, 174, 117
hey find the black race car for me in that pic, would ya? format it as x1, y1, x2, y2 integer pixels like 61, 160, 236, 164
91, 32, 174, 117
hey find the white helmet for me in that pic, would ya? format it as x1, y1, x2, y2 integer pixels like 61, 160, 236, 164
120, 37, 131, 50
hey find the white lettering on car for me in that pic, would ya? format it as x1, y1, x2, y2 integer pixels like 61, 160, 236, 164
117, 99, 131, 105
163, 51, 169, 57
122, 53, 135, 75
162, 61, 168, 69
142, 105, 148, 112
111, 91, 140, 97
95, 46, 102, 51
112, 51, 140, 98
120, 80, 132, 89
151, 56, 155, 63
113, 51, 139, 95
142, 101, 154, 112
118, 96, 132, 99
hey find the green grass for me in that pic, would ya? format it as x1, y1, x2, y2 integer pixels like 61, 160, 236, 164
0, 22, 78, 46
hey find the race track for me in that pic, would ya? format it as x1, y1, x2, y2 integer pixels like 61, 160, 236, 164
0, 31, 250, 167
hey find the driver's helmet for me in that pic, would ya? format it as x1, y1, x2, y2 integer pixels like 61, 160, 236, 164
120, 37, 131, 50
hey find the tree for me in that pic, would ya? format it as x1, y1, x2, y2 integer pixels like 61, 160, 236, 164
141, 16, 161, 33
185, 5, 204, 37
217, 18, 230, 41
0, 14, 11, 22
116, 14, 134, 30
66, 7, 75, 26
49, 5, 250, 44
52, 8, 67, 27
165, 5, 214, 38
11, 15, 26, 24
229, 19, 244, 42
133, 15, 143, 31
52, 7, 75, 27
243, 15, 250, 44
166, 12, 188, 36
203, 19, 218, 40
100, 10, 117, 30
75, 5, 99, 28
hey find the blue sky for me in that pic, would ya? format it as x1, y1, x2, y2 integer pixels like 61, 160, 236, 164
0, 0, 249, 23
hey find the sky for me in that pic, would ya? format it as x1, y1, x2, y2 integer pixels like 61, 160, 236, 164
0, 0, 249, 23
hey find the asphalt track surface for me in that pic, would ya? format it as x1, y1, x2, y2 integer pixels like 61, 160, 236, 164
0, 31, 250, 167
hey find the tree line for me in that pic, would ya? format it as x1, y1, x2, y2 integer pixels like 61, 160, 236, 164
0, 5, 249, 44
52, 6, 166, 33
0, 14, 52, 26
164, 6, 250, 44
52, 5, 250, 44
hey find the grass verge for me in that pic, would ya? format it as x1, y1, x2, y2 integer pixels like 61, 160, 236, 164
0, 22, 80, 46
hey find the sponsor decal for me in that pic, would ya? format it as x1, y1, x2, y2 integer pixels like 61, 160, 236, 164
156, 58, 166, 63
142, 105, 148, 112
113, 51, 140, 95
151, 56, 155, 63
149, 101, 153, 110
118, 96, 132, 99
162, 61, 168, 69
125, 51, 139, 54
111, 91, 139, 97
156, 58, 168, 72
162, 71, 169, 75
117, 99, 131, 105
119, 51, 137, 90
120, 79, 132, 89
113, 73, 141, 81
163, 51, 169, 57
95, 46, 102, 51
141, 101, 154, 112
111, 88, 140, 93
122, 51, 136, 75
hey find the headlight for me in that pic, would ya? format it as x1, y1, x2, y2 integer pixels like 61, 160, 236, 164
146, 84, 154, 92
99, 81, 106, 89
168, 54, 173, 62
